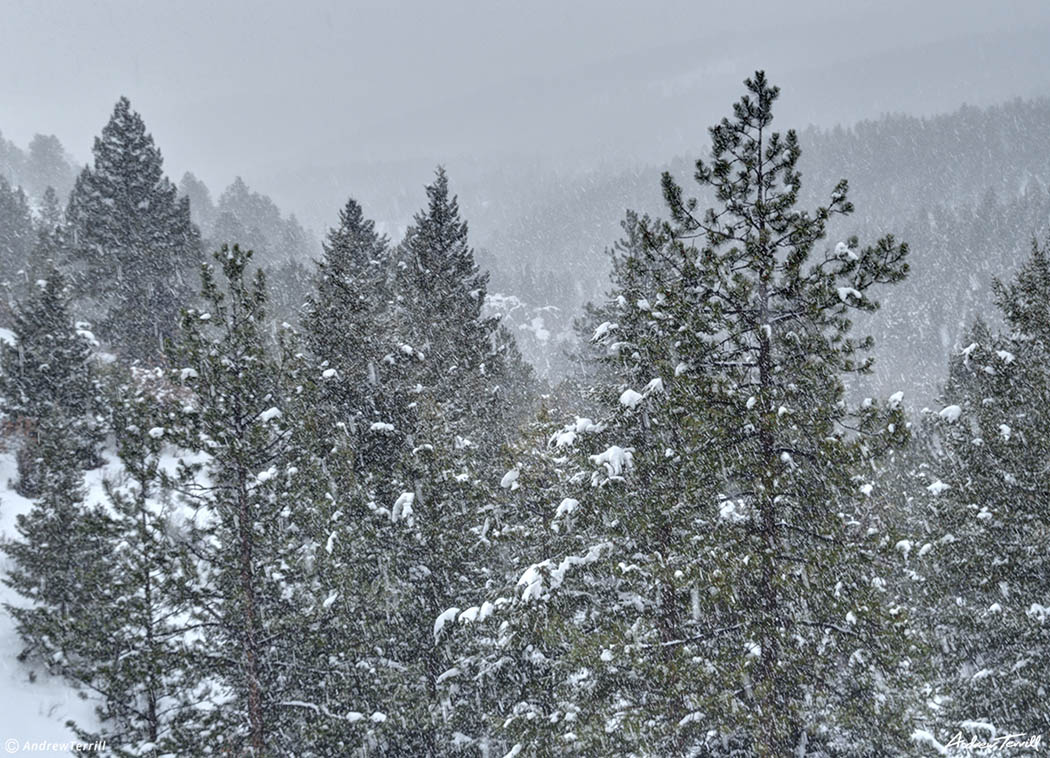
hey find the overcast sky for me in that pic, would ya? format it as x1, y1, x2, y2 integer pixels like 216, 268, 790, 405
3, 0, 1050, 227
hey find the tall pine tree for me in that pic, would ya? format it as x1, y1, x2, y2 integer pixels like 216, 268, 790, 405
922, 239, 1050, 737
0, 270, 102, 495
478, 72, 919, 757
66, 97, 201, 360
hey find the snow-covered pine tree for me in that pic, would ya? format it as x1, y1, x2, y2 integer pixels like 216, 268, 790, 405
337, 169, 530, 753
0, 270, 102, 495
166, 244, 391, 755
64, 368, 206, 756
487, 72, 919, 757
1, 413, 114, 691
32, 186, 67, 273
922, 239, 1050, 737
303, 197, 397, 494
396, 168, 492, 383
66, 97, 201, 360
0, 174, 34, 309
393, 167, 533, 462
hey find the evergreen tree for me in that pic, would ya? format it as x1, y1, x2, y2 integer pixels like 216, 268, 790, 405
0, 175, 34, 312
178, 171, 216, 231
304, 197, 397, 495
922, 239, 1050, 737
297, 172, 531, 753
477, 72, 919, 757
396, 168, 495, 388
63, 368, 206, 755
167, 244, 365, 755
66, 97, 201, 360
1, 417, 114, 694
0, 270, 102, 494
24, 134, 75, 200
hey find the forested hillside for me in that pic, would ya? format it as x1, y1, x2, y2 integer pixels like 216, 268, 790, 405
0, 73, 1047, 756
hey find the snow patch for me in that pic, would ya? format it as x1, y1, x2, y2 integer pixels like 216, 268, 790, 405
619, 389, 644, 409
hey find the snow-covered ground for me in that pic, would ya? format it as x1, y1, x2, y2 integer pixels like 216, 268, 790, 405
0, 450, 106, 754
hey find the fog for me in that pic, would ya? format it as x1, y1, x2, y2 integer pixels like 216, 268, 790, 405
4, 3, 1050, 754
3, 0, 1050, 232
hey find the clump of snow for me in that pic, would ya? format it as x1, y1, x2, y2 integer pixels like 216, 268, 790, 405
910, 729, 947, 755
590, 446, 634, 482
391, 492, 414, 524
550, 417, 605, 447
259, 407, 282, 423
835, 241, 859, 260
500, 467, 520, 490
517, 543, 610, 602
619, 389, 644, 409
836, 286, 862, 302
147, 427, 166, 439
434, 607, 460, 639
1028, 603, 1049, 623
938, 405, 962, 423
644, 377, 664, 395
927, 480, 950, 496
554, 498, 579, 519
718, 499, 749, 524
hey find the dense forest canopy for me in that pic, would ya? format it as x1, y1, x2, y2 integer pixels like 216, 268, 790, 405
0, 25, 1048, 757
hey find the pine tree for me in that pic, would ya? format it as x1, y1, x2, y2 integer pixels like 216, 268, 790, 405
922, 239, 1050, 737
66, 97, 201, 360
166, 244, 368, 755
0, 270, 102, 494
296, 172, 530, 754
24, 134, 75, 200
0, 175, 34, 310
481, 72, 918, 757
63, 368, 206, 755
178, 171, 216, 231
1, 416, 115, 691
396, 168, 495, 389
